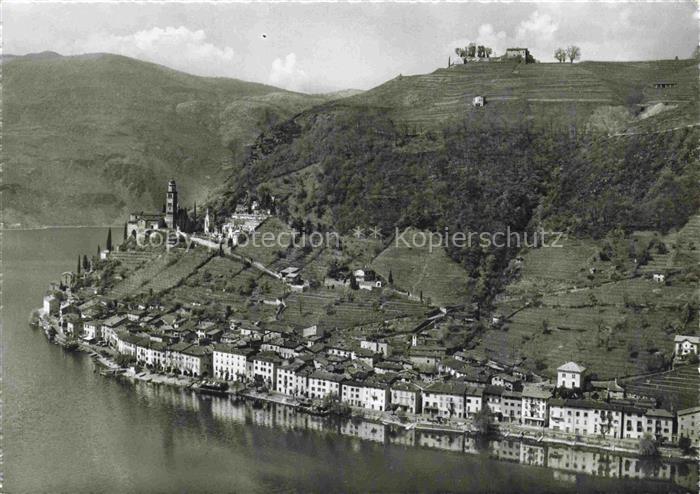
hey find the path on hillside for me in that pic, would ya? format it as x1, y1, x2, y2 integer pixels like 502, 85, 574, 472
611, 122, 699, 137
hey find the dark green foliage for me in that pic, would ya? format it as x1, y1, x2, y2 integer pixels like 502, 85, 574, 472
678, 435, 692, 453
223, 93, 698, 307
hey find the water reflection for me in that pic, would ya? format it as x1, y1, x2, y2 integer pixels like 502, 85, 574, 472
129, 379, 698, 492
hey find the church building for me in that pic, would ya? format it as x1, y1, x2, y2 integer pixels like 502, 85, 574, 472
127, 180, 179, 238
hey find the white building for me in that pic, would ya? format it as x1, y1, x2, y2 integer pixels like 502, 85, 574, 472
275, 361, 310, 397
548, 400, 623, 438
82, 320, 101, 341
250, 353, 281, 388
213, 346, 255, 381
308, 371, 344, 400
115, 331, 140, 357
472, 96, 485, 107
521, 384, 552, 427
361, 380, 390, 411
136, 340, 168, 369
677, 406, 700, 447
181, 346, 212, 377
422, 382, 470, 419
341, 381, 364, 408
390, 382, 422, 414
557, 362, 586, 389
674, 335, 700, 356
360, 339, 390, 357
43, 294, 60, 316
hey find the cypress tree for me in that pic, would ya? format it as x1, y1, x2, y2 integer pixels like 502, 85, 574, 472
123, 222, 127, 241
106, 228, 113, 251
388, 269, 394, 284
83, 254, 89, 271
77, 255, 81, 275
97, 244, 101, 257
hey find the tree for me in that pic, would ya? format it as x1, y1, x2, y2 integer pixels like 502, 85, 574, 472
678, 435, 692, 453
82, 255, 89, 271
566, 45, 581, 63
349, 272, 359, 290
97, 244, 101, 257
77, 255, 81, 275
388, 269, 394, 284
123, 222, 127, 241
638, 433, 659, 457
473, 407, 493, 435
106, 228, 113, 252
554, 48, 567, 63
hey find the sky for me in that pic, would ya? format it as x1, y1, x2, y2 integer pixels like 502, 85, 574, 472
3, 2, 698, 93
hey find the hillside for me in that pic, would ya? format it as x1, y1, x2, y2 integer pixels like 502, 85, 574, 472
206, 58, 699, 378
2, 53, 342, 227
339, 59, 698, 131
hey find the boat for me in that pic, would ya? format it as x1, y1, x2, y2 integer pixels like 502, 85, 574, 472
196, 380, 229, 396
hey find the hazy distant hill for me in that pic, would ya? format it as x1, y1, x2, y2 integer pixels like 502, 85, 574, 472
3, 52, 341, 227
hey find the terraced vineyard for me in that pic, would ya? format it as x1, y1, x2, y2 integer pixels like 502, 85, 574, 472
140, 249, 213, 294
281, 287, 424, 329
108, 247, 212, 297
622, 365, 700, 410
342, 59, 698, 132
109, 250, 159, 270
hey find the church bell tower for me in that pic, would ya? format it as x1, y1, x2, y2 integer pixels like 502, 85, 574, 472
165, 180, 178, 229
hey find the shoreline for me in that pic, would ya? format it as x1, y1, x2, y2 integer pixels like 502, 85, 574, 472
34, 315, 696, 463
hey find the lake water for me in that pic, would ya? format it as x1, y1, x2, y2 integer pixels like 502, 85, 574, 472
2, 228, 696, 493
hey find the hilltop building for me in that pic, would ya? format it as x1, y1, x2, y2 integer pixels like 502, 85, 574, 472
504, 48, 532, 62
674, 335, 699, 356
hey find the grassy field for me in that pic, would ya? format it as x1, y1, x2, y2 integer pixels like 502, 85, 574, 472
371, 228, 471, 307
234, 217, 298, 267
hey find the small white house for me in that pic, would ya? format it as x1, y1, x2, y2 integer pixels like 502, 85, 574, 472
473, 96, 485, 107
556, 361, 586, 389
652, 273, 665, 283
674, 335, 700, 356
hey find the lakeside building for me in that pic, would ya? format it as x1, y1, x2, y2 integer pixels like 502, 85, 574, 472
308, 370, 345, 400
44, 265, 698, 451
213, 345, 255, 381
549, 399, 624, 438
677, 406, 700, 446
521, 384, 552, 427
250, 353, 281, 388
390, 381, 423, 414
276, 361, 311, 397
